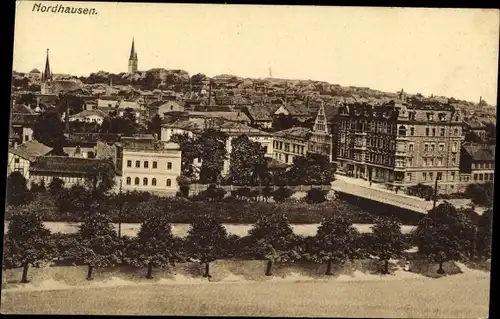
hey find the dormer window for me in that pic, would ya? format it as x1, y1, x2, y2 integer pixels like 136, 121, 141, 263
408, 112, 416, 120
439, 113, 446, 121
426, 112, 434, 121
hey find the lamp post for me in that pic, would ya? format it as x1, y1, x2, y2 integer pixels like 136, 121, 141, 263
118, 179, 123, 238
433, 172, 442, 209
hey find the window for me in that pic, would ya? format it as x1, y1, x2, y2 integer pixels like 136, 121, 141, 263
452, 142, 458, 152
408, 158, 413, 166
430, 144, 435, 152
432, 128, 436, 136
152, 178, 157, 186
135, 161, 140, 168
407, 173, 412, 181
410, 127, 415, 136
424, 144, 429, 151
452, 157, 456, 165
429, 172, 434, 180
451, 172, 455, 181
454, 128, 459, 136
439, 113, 446, 122
409, 144, 414, 151
409, 112, 416, 120
423, 158, 428, 166
24, 135, 29, 141
437, 172, 443, 180
134, 177, 140, 185
144, 161, 149, 169
153, 161, 157, 169
143, 177, 148, 185
439, 143, 445, 152
423, 172, 427, 180
167, 162, 172, 170
440, 128, 445, 136
427, 113, 434, 121
126, 177, 131, 185
430, 158, 434, 166
426, 127, 429, 136
437, 158, 443, 166
127, 160, 132, 167
398, 125, 407, 136
473, 174, 478, 181
166, 179, 172, 187
479, 174, 483, 181
14, 157, 20, 164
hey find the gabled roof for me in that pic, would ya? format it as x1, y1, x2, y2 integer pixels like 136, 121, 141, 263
30, 156, 114, 175
12, 104, 35, 114
245, 105, 272, 122
9, 140, 53, 161
70, 109, 108, 119
463, 144, 495, 162
274, 127, 312, 141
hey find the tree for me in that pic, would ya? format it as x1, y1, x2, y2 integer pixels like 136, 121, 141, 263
370, 217, 408, 274
32, 108, 67, 154
125, 205, 180, 279
305, 188, 327, 203
305, 215, 359, 275
464, 182, 494, 208
185, 215, 229, 278
414, 202, 476, 274
229, 135, 267, 186
147, 114, 162, 136
287, 153, 335, 185
85, 160, 116, 195
273, 187, 294, 202
170, 133, 202, 179
6, 172, 30, 206
48, 177, 65, 196
3, 211, 56, 283
476, 209, 493, 260
198, 129, 228, 184
247, 212, 301, 276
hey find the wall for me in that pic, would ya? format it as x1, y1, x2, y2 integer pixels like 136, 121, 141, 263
7, 152, 31, 181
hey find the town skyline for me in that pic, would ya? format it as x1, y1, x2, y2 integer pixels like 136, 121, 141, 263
13, 2, 500, 104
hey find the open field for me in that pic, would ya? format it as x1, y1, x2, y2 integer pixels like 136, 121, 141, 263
3, 221, 415, 238
1, 269, 490, 317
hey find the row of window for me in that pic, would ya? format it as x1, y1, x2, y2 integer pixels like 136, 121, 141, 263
473, 162, 494, 169
126, 160, 173, 170
125, 177, 173, 187
474, 173, 494, 181
274, 141, 305, 155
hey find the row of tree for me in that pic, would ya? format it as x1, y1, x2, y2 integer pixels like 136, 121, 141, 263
3, 202, 492, 283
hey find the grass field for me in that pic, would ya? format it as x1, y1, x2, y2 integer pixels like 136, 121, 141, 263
0, 271, 490, 317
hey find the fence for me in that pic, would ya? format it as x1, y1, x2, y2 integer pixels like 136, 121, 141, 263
188, 184, 332, 196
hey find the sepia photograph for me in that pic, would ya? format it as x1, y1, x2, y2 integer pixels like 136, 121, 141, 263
2, 1, 498, 317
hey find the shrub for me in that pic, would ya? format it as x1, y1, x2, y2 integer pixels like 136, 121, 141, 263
273, 187, 294, 202
305, 188, 327, 204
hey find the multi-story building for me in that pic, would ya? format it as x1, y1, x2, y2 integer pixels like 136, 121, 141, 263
459, 143, 495, 185
273, 102, 333, 164
7, 140, 54, 182
120, 137, 181, 196
336, 98, 464, 194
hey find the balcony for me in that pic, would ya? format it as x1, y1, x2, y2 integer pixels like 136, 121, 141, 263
354, 144, 367, 150
396, 136, 409, 141
355, 131, 367, 136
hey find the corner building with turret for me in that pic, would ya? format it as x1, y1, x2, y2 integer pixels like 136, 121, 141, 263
336, 96, 464, 194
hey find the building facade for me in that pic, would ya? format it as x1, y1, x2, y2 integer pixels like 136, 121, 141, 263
336, 99, 464, 194
459, 144, 495, 185
121, 138, 181, 196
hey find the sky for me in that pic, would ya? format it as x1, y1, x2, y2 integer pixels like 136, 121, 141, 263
12, 2, 500, 104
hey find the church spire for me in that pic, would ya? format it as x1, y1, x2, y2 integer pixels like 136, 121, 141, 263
129, 38, 136, 60
42, 48, 52, 82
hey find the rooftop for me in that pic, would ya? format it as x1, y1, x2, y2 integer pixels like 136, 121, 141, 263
245, 105, 272, 121
463, 144, 495, 162
274, 127, 312, 141
30, 156, 115, 175
121, 140, 180, 152
70, 109, 108, 119
9, 140, 53, 161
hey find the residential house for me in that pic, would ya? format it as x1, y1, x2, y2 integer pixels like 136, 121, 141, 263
463, 118, 487, 141
156, 101, 184, 119
7, 140, 54, 182
243, 105, 273, 128
10, 104, 38, 146
459, 144, 495, 185
69, 109, 107, 125
273, 127, 310, 164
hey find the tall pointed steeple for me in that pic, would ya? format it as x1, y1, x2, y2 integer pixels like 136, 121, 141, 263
42, 48, 52, 82
128, 38, 138, 73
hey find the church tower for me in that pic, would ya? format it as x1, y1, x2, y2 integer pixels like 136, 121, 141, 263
128, 38, 138, 74
41, 49, 54, 94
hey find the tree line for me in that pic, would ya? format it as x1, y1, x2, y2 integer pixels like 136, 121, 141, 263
3, 202, 491, 283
